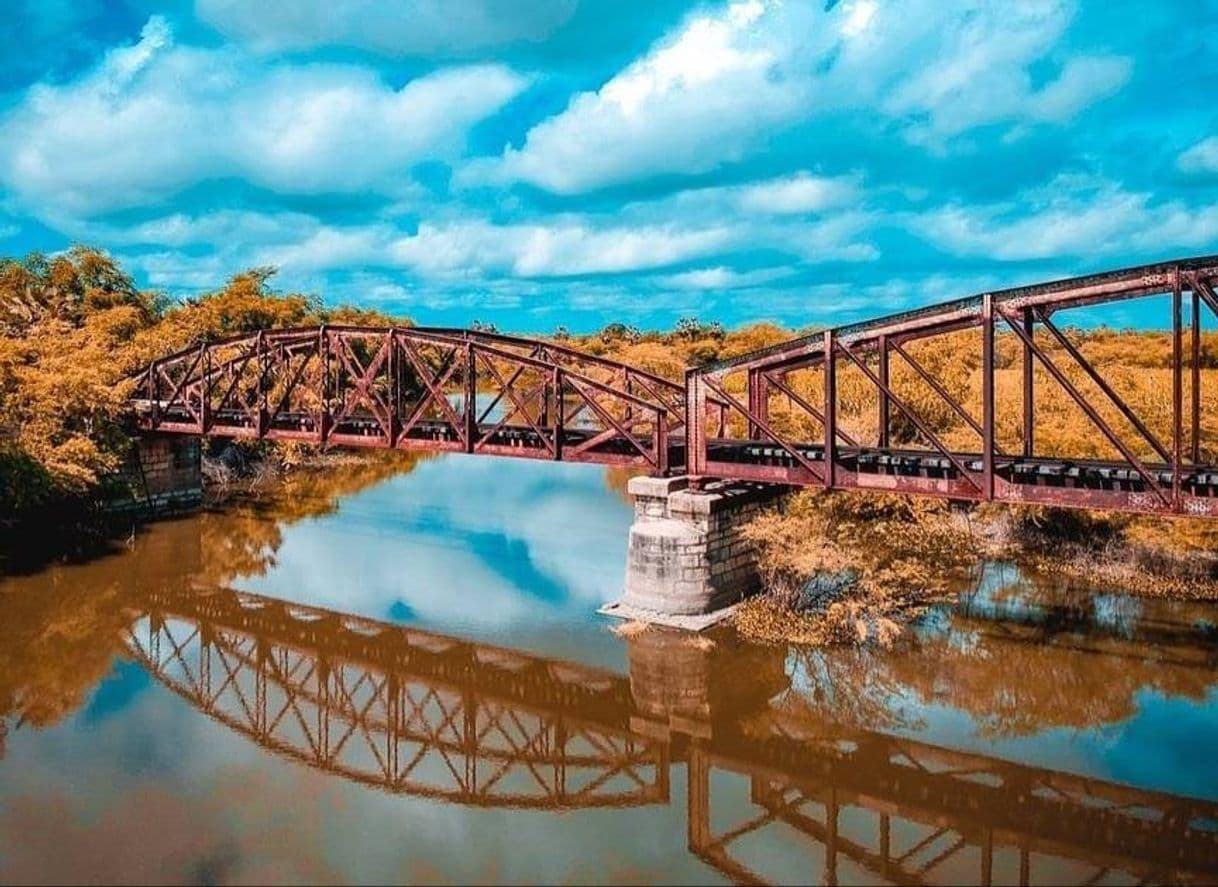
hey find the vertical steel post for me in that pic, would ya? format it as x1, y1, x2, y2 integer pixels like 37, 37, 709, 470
982, 295, 995, 501
686, 745, 710, 851
465, 343, 476, 453
150, 359, 160, 427
1022, 307, 1034, 458
318, 325, 329, 447
1192, 286, 1202, 463
197, 342, 207, 434
747, 368, 766, 440
823, 330, 836, 490
825, 786, 839, 887
388, 329, 399, 447
655, 409, 668, 475
256, 330, 267, 438
879, 814, 890, 881
1173, 270, 1184, 509
877, 334, 889, 449
685, 369, 707, 476
552, 367, 563, 461
201, 344, 211, 434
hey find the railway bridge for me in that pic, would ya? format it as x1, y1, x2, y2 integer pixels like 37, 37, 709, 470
128, 256, 1218, 621
132, 256, 1218, 518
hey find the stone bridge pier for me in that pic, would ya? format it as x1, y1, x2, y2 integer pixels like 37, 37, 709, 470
603, 476, 788, 629
106, 432, 204, 518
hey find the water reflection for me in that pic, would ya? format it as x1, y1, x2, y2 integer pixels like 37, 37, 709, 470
116, 584, 1218, 885
2, 454, 1218, 884
129, 586, 668, 809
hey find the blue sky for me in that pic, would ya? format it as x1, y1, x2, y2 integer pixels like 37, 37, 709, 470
1, 0, 1216, 333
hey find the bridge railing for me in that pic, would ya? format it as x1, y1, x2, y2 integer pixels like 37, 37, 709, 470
131, 326, 684, 473
686, 255, 1218, 516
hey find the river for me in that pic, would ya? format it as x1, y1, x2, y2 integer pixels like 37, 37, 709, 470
2, 453, 1217, 885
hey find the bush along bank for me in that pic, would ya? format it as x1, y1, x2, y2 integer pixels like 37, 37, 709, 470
733, 490, 1218, 648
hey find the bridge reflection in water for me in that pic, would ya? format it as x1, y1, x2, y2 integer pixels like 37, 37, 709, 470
127, 586, 1218, 886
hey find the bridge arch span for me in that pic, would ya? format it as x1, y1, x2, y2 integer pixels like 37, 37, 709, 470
132, 325, 686, 472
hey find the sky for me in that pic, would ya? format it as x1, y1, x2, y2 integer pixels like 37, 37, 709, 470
0, 0, 1215, 333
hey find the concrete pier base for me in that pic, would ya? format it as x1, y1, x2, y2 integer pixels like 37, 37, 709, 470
600, 475, 787, 629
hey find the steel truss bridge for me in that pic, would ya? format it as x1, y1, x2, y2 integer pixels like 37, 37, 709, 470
132, 256, 1218, 515
127, 586, 1218, 885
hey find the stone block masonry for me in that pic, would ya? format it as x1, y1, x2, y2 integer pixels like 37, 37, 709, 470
614, 475, 788, 622
104, 433, 203, 517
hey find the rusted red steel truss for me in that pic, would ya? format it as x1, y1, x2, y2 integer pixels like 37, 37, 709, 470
127, 585, 1218, 882
132, 256, 1218, 516
133, 326, 688, 473
687, 255, 1218, 516
128, 586, 667, 808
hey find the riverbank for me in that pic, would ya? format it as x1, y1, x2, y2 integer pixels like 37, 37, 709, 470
733, 490, 1218, 648
0, 442, 414, 577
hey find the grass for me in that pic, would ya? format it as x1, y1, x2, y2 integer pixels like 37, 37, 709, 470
609, 619, 653, 638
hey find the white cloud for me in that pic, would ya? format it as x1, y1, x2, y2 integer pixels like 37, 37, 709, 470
883, 5, 1130, 138
472, 0, 810, 194
196, 0, 576, 56
839, 0, 878, 38
73, 209, 322, 248
916, 176, 1218, 260
76, 168, 877, 291
1179, 136, 1218, 175
736, 172, 859, 215
657, 265, 788, 289
476, 0, 1131, 194
388, 219, 735, 277
1026, 55, 1131, 121
0, 16, 528, 218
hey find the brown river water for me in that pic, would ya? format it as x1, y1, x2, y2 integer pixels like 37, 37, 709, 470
2, 454, 1217, 885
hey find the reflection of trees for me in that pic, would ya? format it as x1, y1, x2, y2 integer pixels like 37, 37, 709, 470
0, 452, 423, 741
196, 451, 425, 587
880, 571, 1217, 738
739, 646, 927, 744
730, 566, 1218, 742
889, 629, 1212, 738
0, 555, 159, 736
601, 465, 643, 505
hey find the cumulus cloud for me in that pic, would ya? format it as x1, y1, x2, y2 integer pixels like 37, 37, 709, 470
916, 176, 1218, 261
0, 16, 528, 218
196, 0, 576, 56
1179, 136, 1218, 175
175, 171, 876, 281
656, 265, 789, 289
470, 0, 807, 193
72, 164, 876, 294
387, 219, 735, 277
476, 0, 1132, 194
883, 7, 1130, 138
735, 172, 859, 215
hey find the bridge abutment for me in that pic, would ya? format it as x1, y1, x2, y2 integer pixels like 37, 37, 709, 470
602, 476, 787, 628
106, 433, 204, 517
